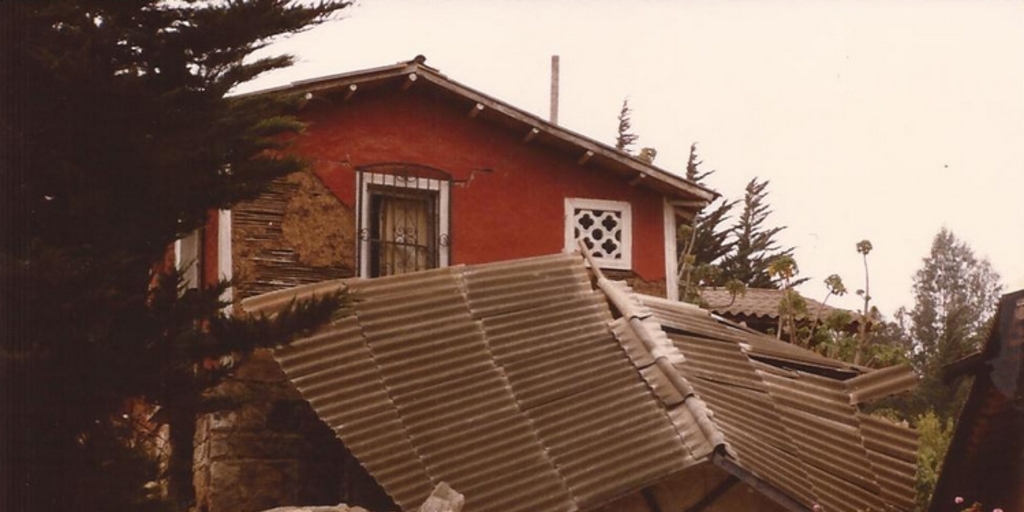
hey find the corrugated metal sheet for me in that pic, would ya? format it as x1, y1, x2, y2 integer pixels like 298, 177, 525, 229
463, 254, 693, 509
845, 364, 919, 404
242, 254, 919, 512
272, 316, 434, 510
638, 294, 857, 374
246, 253, 697, 512
631, 292, 919, 512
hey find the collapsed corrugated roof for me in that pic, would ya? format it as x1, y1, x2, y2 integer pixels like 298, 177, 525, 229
241, 253, 918, 512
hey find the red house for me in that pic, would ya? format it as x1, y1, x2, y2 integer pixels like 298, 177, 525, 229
176, 57, 722, 512
181, 56, 715, 303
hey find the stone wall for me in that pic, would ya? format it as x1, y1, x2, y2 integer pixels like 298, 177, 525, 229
193, 350, 394, 512
232, 171, 356, 300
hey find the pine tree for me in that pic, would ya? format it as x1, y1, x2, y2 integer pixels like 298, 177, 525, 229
717, 178, 798, 288
614, 98, 639, 153
1, 1, 351, 510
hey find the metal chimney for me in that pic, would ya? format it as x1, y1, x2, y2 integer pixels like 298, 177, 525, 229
550, 55, 560, 125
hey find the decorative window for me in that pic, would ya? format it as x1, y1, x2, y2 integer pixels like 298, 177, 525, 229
357, 165, 451, 278
564, 198, 632, 270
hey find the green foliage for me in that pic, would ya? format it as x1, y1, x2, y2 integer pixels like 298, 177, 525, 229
1, 1, 351, 510
902, 228, 1002, 421
677, 144, 739, 303
854, 239, 875, 365
683, 144, 736, 267
718, 178, 801, 289
614, 98, 639, 152
915, 409, 955, 511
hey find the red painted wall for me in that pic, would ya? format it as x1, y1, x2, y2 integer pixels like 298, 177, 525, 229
290, 88, 668, 281
202, 211, 220, 288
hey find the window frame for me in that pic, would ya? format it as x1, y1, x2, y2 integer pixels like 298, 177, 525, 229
357, 171, 450, 278
564, 197, 633, 270
174, 228, 202, 289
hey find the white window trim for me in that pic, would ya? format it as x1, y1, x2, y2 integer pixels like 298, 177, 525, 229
217, 209, 233, 304
356, 172, 450, 278
564, 197, 632, 270
174, 229, 201, 290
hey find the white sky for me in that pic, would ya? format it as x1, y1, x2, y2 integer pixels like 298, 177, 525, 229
239, 0, 1024, 317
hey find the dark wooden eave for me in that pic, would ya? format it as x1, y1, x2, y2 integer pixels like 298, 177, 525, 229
240, 56, 718, 204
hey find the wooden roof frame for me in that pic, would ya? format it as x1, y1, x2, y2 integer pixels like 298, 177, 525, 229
243, 56, 718, 204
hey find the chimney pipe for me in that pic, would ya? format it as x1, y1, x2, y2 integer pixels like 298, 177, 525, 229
550, 55, 560, 125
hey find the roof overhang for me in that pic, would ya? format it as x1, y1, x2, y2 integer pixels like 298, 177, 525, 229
243, 56, 718, 204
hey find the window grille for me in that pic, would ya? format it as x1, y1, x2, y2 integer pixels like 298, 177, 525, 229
565, 198, 632, 270
357, 164, 451, 278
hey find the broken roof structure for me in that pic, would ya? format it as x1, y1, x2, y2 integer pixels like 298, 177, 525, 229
242, 253, 918, 512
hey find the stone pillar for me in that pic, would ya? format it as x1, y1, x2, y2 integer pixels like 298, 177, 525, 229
193, 350, 350, 512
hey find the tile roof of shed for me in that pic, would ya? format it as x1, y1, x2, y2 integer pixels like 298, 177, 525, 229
700, 287, 852, 323
242, 253, 918, 512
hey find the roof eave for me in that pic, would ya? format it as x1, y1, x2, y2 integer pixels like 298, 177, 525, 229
244, 58, 717, 204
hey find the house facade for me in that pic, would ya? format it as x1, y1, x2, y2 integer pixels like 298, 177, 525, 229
181, 57, 718, 512
184, 56, 715, 302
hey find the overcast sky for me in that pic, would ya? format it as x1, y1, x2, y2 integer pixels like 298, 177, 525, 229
239, 0, 1024, 316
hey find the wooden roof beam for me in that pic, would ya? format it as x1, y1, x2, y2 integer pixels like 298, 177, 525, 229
401, 73, 418, 91
344, 83, 358, 101
467, 103, 484, 118
669, 199, 707, 209
522, 127, 540, 143
578, 150, 594, 166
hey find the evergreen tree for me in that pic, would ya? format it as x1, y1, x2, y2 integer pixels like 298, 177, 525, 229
677, 143, 737, 303
683, 144, 735, 267
902, 228, 1002, 421
717, 178, 798, 288
1, 1, 351, 510
614, 98, 639, 153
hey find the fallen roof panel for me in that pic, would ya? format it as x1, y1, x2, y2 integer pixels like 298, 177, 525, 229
242, 253, 918, 512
